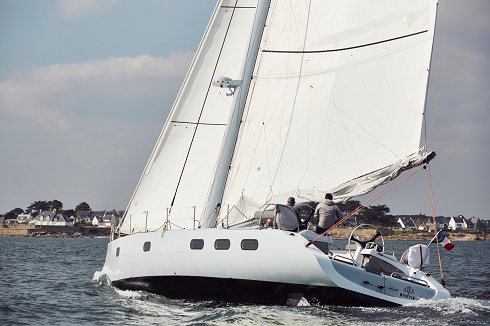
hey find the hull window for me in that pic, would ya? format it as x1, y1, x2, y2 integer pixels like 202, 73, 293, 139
190, 239, 204, 250
214, 239, 231, 250
143, 241, 151, 252
363, 255, 402, 275
241, 239, 259, 250
116, 247, 120, 257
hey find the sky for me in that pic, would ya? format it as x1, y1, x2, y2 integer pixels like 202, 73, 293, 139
0, 0, 488, 219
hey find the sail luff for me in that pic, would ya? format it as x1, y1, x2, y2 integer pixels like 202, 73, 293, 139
421, 1, 440, 148
202, 0, 272, 228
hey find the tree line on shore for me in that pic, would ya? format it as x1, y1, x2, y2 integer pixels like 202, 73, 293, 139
3, 198, 479, 229
3, 200, 103, 220
3, 199, 406, 226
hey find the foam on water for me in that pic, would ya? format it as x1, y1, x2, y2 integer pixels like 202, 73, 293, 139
114, 288, 142, 298
297, 297, 311, 306
408, 296, 489, 315
92, 270, 105, 282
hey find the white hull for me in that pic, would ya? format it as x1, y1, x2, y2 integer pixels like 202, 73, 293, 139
102, 228, 450, 306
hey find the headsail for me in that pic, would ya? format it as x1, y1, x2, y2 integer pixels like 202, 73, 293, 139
119, 0, 261, 234
211, 0, 438, 227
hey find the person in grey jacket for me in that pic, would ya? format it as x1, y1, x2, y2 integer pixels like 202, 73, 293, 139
312, 193, 342, 234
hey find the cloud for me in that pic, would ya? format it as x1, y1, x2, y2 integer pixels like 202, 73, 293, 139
0, 53, 194, 211
0, 53, 194, 132
58, 0, 119, 17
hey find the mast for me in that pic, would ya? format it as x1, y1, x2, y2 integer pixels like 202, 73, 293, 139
202, 0, 271, 228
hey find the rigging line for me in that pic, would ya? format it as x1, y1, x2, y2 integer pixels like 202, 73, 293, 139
215, 204, 249, 227
268, 0, 313, 196
240, 48, 275, 192
307, 164, 425, 247
263, 121, 274, 195
315, 89, 336, 185
297, 84, 314, 188
169, 2, 239, 210
426, 165, 445, 283
170, 120, 227, 126
331, 100, 401, 160
242, 122, 267, 190
263, 30, 428, 53
221, 5, 256, 9
333, 102, 364, 181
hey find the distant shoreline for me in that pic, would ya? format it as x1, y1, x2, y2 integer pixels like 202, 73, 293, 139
1, 226, 487, 241
329, 228, 488, 241
0, 225, 110, 238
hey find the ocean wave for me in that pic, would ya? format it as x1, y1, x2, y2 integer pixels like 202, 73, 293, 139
407, 297, 489, 315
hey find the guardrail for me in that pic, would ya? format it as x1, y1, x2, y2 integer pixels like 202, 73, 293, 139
112, 204, 249, 240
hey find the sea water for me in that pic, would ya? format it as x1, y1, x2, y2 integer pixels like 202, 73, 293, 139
1, 237, 488, 325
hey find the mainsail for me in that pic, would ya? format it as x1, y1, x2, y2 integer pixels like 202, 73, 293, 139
211, 0, 438, 227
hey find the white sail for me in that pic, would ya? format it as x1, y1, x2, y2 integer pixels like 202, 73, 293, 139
214, 0, 438, 227
119, 0, 260, 234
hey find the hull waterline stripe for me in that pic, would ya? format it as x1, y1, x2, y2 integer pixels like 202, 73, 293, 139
111, 275, 400, 307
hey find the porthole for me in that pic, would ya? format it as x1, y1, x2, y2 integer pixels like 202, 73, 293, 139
214, 239, 230, 250
116, 247, 120, 257
241, 239, 258, 250
143, 241, 151, 252
190, 239, 204, 250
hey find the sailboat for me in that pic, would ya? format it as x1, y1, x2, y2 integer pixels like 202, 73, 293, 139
102, 0, 451, 306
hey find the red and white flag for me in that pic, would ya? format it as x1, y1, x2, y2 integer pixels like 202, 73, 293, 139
430, 231, 455, 251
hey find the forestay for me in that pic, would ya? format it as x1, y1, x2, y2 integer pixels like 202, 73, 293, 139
119, 1, 259, 234
212, 0, 438, 227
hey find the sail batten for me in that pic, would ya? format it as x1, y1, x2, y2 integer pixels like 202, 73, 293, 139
262, 30, 429, 53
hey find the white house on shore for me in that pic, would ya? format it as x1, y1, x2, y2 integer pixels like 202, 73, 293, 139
425, 217, 449, 231
16, 212, 35, 224
397, 217, 418, 230
91, 216, 112, 227
449, 215, 467, 231
91, 211, 119, 227
29, 210, 72, 226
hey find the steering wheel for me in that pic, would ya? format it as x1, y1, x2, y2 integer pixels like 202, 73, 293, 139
294, 203, 315, 224
347, 224, 385, 263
